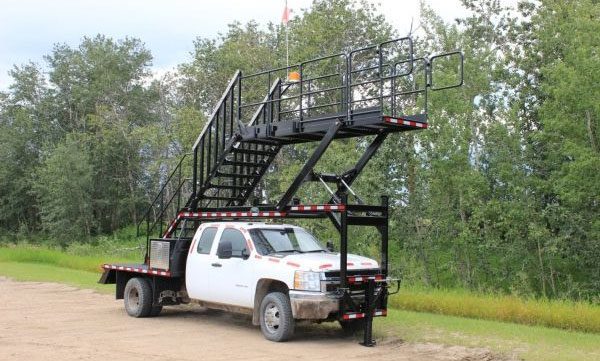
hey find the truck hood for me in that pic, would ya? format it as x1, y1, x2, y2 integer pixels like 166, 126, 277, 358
280, 252, 379, 272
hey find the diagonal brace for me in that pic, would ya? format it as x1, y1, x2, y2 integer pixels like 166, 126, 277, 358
276, 121, 342, 210
327, 132, 388, 230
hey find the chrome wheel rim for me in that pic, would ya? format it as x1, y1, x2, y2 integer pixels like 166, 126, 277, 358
264, 302, 280, 333
128, 287, 140, 310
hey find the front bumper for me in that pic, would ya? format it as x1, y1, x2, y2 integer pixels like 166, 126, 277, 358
289, 290, 339, 320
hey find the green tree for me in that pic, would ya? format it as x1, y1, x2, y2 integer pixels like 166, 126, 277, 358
34, 136, 95, 242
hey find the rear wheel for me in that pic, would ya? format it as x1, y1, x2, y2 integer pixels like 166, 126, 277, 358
124, 277, 153, 317
259, 292, 294, 342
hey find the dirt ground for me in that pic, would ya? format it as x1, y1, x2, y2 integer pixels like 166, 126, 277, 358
0, 277, 508, 361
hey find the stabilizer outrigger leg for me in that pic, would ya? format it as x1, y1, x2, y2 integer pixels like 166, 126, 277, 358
361, 278, 377, 347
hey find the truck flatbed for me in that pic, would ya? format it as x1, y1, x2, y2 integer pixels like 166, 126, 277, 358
102, 263, 172, 277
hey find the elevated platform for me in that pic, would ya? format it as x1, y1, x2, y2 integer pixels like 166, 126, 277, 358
242, 108, 427, 145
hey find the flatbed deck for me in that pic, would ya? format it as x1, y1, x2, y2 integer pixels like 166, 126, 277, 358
102, 263, 172, 277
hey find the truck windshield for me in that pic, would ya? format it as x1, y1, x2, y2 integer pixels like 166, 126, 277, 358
249, 228, 326, 255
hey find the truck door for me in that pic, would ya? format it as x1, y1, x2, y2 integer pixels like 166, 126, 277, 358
186, 226, 220, 301
209, 228, 254, 308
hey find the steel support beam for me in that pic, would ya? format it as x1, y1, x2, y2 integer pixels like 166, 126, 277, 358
276, 121, 342, 210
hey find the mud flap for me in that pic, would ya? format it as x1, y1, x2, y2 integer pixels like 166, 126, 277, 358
98, 269, 116, 284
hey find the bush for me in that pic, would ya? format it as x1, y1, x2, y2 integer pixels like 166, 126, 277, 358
391, 286, 600, 333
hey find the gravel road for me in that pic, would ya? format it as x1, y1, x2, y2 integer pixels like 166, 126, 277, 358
0, 277, 506, 361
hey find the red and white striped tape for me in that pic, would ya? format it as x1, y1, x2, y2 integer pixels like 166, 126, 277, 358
181, 211, 285, 218
163, 205, 347, 237
102, 264, 171, 277
383, 116, 428, 129
342, 309, 387, 320
289, 204, 346, 212
347, 274, 385, 284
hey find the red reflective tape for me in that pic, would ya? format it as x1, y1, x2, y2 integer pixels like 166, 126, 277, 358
255, 255, 262, 259
319, 263, 332, 269
286, 261, 301, 268
343, 312, 365, 320
384, 116, 427, 129
347, 262, 354, 266
361, 262, 373, 266
268, 258, 280, 263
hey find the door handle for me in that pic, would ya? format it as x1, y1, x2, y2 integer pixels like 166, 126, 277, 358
211, 263, 222, 267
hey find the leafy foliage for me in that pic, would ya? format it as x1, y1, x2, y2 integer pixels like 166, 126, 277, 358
0, 0, 598, 301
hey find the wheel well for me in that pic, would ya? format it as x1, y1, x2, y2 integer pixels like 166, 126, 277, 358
252, 279, 289, 325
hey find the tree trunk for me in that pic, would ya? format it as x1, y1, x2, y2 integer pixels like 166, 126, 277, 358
536, 238, 547, 298
585, 110, 598, 153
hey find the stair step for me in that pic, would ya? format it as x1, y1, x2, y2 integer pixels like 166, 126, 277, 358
203, 196, 240, 201
216, 171, 260, 178
207, 184, 250, 190
223, 159, 268, 167
231, 147, 278, 156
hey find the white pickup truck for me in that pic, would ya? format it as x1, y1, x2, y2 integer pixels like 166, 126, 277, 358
100, 221, 387, 342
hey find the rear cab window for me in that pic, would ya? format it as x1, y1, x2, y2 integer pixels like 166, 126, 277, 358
197, 227, 218, 254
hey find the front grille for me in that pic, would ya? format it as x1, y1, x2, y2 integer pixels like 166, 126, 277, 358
323, 268, 381, 280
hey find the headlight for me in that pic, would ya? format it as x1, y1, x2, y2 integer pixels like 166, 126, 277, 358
293, 271, 322, 291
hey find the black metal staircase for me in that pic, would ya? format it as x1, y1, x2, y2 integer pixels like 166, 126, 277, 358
137, 36, 464, 241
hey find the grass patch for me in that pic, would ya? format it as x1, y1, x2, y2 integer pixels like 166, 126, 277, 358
0, 261, 113, 293
0, 244, 138, 273
391, 286, 600, 334
380, 309, 600, 361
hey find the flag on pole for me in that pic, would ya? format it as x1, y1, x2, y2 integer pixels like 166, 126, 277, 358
282, 1, 290, 25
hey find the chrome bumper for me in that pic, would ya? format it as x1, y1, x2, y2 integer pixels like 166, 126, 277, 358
289, 290, 339, 320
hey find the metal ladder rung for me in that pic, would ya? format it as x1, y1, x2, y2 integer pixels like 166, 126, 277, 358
231, 147, 278, 156
223, 159, 267, 167
215, 171, 260, 178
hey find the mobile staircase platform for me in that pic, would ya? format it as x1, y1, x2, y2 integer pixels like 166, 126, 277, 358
128, 36, 463, 346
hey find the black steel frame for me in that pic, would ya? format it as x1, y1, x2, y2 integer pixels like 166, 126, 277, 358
134, 36, 463, 346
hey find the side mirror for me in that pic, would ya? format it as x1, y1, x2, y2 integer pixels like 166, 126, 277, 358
326, 240, 335, 252
241, 248, 250, 260
217, 241, 232, 259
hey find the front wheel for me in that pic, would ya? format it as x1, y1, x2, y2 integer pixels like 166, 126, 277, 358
259, 292, 295, 342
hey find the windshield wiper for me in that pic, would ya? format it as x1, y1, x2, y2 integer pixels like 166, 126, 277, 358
304, 249, 327, 253
271, 249, 304, 254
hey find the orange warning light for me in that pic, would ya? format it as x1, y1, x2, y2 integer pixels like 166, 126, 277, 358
287, 71, 301, 82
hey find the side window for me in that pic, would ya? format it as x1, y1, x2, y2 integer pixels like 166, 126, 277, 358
220, 228, 248, 257
197, 227, 218, 254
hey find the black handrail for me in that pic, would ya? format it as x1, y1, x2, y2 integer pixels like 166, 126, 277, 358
136, 153, 190, 238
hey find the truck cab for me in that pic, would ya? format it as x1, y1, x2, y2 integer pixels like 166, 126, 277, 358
99, 220, 388, 342
184, 222, 378, 341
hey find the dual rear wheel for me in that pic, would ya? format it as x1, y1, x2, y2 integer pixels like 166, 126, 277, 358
124, 277, 162, 318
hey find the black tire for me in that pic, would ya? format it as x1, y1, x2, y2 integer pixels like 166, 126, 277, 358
259, 292, 295, 342
124, 277, 153, 318
339, 319, 365, 335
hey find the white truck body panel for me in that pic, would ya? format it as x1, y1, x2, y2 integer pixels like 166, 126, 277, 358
185, 222, 378, 313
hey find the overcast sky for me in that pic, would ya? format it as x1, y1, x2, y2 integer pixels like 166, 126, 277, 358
0, 0, 473, 89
